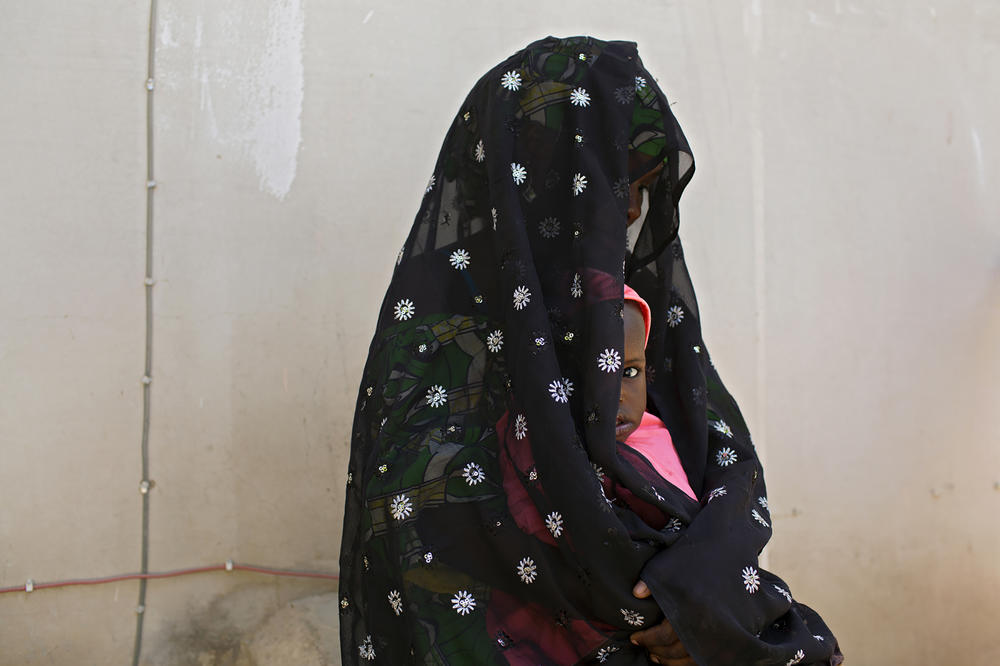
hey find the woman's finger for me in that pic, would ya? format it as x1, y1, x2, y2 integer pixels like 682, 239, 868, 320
631, 626, 677, 649
659, 657, 698, 666
633, 579, 651, 598
647, 640, 691, 660
631, 617, 679, 649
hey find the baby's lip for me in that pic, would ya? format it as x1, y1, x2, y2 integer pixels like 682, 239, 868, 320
615, 416, 637, 440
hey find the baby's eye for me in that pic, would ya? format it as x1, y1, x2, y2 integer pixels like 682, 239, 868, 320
623, 367, 640, 378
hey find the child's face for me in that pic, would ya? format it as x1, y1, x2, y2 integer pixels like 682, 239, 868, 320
616, 302, 647, 441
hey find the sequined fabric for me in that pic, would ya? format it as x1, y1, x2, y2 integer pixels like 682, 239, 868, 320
339, 36, 842, 665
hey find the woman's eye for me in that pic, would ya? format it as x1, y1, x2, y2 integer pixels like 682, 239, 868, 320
623, 367, 639, 378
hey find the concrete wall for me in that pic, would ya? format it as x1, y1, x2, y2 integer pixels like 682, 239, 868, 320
1, 1, 997, 664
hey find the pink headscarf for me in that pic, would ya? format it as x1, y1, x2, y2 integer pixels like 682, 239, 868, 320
623, 284, 651, 347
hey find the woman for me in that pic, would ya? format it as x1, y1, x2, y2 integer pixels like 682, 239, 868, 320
339, 36, 842, 665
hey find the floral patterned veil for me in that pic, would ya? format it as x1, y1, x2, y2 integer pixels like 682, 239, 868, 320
339, 36, 842, 665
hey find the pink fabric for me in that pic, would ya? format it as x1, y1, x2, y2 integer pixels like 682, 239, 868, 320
495, 411, 557, 546
485, 588, 613, 664
623, 412, 697, 500
623, 283, 651, 346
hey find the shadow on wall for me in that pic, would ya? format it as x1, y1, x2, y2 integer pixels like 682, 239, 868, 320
142, 582, 339, 666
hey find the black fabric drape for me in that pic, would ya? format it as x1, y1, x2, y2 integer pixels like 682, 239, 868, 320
339, 36, 842, 665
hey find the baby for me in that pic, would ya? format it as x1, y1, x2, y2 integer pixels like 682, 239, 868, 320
618, 285, 697, 501
488, 285, 699, 663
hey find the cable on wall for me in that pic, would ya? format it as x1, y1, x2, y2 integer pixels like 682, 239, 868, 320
134, 1, 158, 664
0, 563, 339, 596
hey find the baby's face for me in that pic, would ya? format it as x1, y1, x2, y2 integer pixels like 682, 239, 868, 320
616, 302, 647, 441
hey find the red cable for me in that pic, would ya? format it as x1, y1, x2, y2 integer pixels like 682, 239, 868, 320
234, 565, 339, 580
0, 563, 339, 595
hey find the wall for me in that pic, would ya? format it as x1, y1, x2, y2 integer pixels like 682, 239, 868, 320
1, 1, 997, 663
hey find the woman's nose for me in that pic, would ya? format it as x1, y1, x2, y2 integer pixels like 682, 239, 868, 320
626, 185, 642, 226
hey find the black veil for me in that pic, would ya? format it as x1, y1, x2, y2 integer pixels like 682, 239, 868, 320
339, 36, 842, 665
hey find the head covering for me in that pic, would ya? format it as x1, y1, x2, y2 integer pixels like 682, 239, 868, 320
623, 283, 651, 346
340, 36, 842, 665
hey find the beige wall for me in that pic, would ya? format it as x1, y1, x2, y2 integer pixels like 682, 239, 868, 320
2, 1, 998, 664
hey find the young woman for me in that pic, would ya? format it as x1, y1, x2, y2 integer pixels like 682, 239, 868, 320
339, 36, 843, 665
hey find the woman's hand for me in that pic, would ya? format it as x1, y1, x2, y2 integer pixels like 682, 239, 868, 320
631, 580, 697, 665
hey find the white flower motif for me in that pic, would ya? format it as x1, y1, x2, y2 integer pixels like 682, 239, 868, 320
597, 348, 622, 373
538, 216, 560, 238
614, 86, 634, 104
666, 305, 685, 327
570, 272, 583, 298
786, 649, 806, 665
474, 139, 485, 162
773, 584, 793, 603
516, 557, 537, 584
487, 329, 504, 353
707, 486, 728, 502
620, 608, 645, 627
713, 419, 734, 438
426, 385, 448, 408
514, 413, 528, 440
751, 508, 770, 527
449, 248, 471, 270
393, 298, 415, 321
596, 645, 619, 663
716, 447, 738, 467
388, 589, 403, 616
548, 377, 575, 403
635, 75, 647, 90
423, 551, 433, 564
396, 246, 405, 266
569, 87, 591, 107
512, 285, 531, 310
742, 566, 760, 594
451, 590, 476, 615
545, 511, 563, 537
814, 635, 825, 642
612, 177, 629, 198
359, 635, 375, 660
500, 70, 522, 91
389, 494, 413, 521
511, 162, 527, 185
758, 496, 769, 509
425, 174, 436, 193
600, 483, 614, 505
491, 207, 498, 230
665, 517, 683, 532
462, 462, 485, 486
592, 463, 605, 481
571, 172, 588, 196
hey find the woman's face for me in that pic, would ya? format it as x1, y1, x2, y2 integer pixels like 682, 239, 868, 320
616, 302, 647, 441
626, 161, 664, 227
